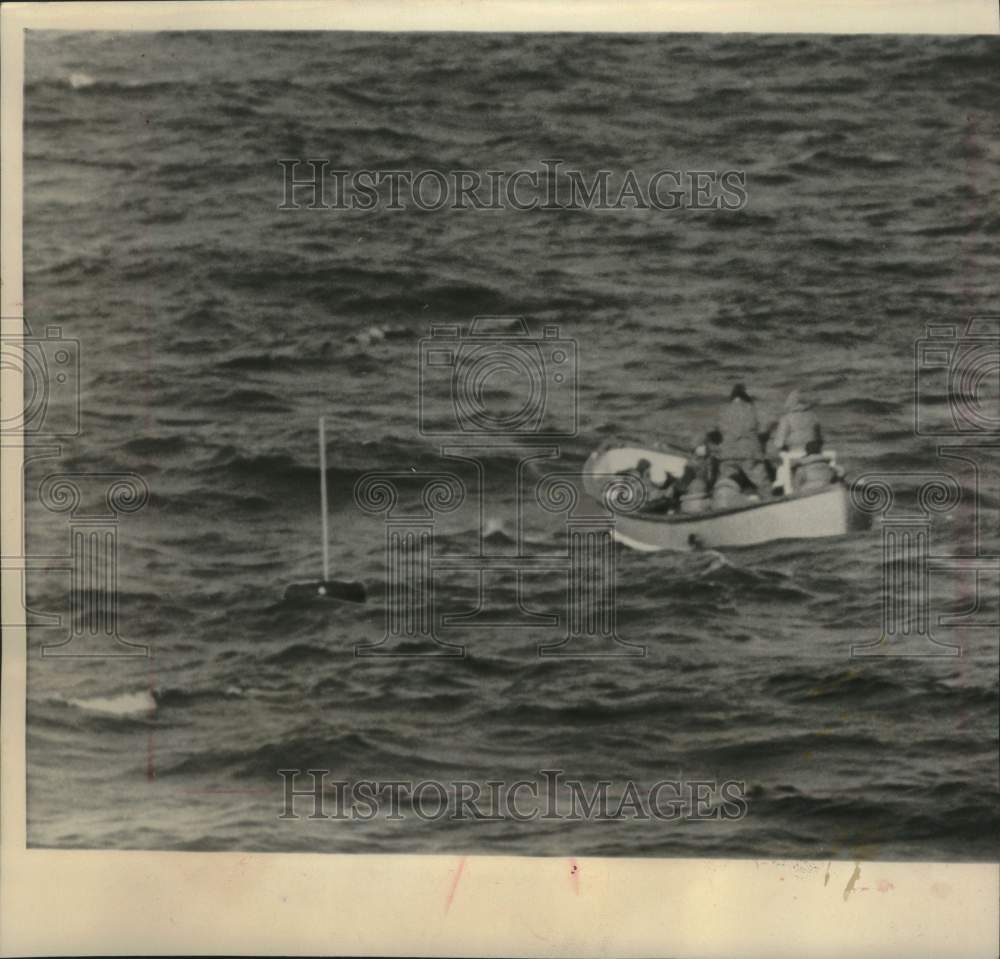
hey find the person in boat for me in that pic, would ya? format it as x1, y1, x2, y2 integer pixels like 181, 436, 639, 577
771, 389, 823, 494
793, 438, 837, 493
676, 438, 718, 514
711, 466, 748, 510
717, 383, 770, 495
618, 458, 652, 486
645, 476, 680, 513
620, 459, 674, 512
772, 389, 822, 451
705, 427, 723, 462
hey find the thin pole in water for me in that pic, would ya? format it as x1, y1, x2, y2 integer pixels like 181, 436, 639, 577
319, 415, 330, 582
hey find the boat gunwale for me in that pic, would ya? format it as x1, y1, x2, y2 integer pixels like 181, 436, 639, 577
596, 480, 849, 526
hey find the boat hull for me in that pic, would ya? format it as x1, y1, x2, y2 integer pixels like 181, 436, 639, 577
584, 446, 865, 551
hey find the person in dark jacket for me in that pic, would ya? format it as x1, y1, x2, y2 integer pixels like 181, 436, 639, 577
676, 439, 717, 514
717, 383, 769, 493
705, 427, 723, 462
622, 459, 675, 513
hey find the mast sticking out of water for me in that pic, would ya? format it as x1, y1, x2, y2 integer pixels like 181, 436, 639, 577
319, 415, 330, 582
282, 415, 366, 605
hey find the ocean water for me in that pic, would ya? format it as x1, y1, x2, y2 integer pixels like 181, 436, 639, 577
21, 31, 999, 858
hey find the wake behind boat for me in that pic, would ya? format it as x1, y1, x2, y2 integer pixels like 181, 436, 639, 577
584, 444, 867, 552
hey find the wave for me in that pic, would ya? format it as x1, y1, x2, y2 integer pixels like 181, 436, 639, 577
68, 72, 97, 90
703, 211, 778, 231
699, 730, 887, 765
27, 76, 186, 97
217, 331, 415, 372
121, 435, 189, 457
68, 689, 156, 717
155, 728, 471, 780
203, 388, 292, 414
765, 666, 998, 710
764, 667, 907, 705
261, 643, 334, 667
152, 685, 246, 708
832, 397, 903, 416
196, 440, 586, 500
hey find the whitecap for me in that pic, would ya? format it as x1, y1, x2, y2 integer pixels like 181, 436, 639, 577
68, 72, 97, 90
69, 689, 156, 716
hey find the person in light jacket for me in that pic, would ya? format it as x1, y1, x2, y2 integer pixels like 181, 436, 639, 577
772, 389, 822, 452
771, 389, 823, 493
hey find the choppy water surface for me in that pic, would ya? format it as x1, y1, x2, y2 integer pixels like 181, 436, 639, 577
23, 31, 999, 857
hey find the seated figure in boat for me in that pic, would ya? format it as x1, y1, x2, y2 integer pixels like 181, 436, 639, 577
717, 383, 771, 496
645, 477, 680, 513
705, 427, 723, 462
771, 389, 823, 494
619, 459, 675, 512
677, 438, 718, 514
710, 468, 749, 510
792, 438, 837, 493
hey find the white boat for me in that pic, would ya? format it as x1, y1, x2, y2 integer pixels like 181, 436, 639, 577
583, 444, 867, 552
